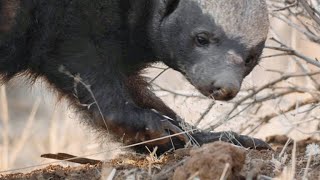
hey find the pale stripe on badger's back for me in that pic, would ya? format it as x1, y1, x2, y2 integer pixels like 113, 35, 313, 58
192, 0, 269, 47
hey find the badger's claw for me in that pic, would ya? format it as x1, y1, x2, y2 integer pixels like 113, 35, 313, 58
161, 119, 190, 144
132, 112, 271, 154
131, 115, 191, 154
191, 131, 272, 150
133, 113, 190, 148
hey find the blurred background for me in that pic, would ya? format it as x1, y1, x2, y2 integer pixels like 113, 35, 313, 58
1, 0, 320, 172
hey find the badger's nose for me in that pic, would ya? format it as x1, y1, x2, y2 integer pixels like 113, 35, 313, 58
209, 81, 240, 101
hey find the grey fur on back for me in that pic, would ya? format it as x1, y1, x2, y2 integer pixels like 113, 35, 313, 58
193, 0, 269, 47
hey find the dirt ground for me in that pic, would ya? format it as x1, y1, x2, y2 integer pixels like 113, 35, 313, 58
1, 135, 320, 180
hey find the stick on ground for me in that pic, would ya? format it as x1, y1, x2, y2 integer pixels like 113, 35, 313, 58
41, 153, 102, 165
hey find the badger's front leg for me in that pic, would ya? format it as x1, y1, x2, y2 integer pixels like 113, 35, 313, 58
33, 38, 189, 154
124, 75, 191, 152
124, 75, 181, 121
68, 72, 189, 151
124, 75, 272, 151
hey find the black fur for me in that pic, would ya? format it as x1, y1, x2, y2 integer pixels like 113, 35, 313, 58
0, 0, 270, 153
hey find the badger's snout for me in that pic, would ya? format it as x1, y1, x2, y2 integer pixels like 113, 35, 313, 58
185, 55, 246, 101
198, 80, 241, 101
210, 81, 240, 100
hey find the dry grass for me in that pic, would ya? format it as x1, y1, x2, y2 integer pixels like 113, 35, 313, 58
1, 85, 9, 170
0, 82, 115, 172
9, 98, 40, 167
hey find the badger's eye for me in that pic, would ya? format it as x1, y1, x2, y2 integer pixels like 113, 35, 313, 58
245, 55, 257, 66
195, 33, 210, 47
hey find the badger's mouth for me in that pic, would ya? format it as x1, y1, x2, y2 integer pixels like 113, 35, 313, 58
177, 65, 241, 101
185, 75, 240, 101
197, 86, 238, 101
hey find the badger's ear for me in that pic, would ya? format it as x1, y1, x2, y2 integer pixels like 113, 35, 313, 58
160, 0, 180, 18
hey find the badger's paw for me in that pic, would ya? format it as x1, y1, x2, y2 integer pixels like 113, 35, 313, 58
191, 131, 272, 150
119, 112, 190, 153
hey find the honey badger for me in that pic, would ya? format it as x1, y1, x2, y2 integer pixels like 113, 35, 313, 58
0, 0, 270, 152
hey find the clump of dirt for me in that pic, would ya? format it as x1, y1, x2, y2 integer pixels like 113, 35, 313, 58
264, 135, 320, 179
1, 164, 105, 180
1, 135, 320, 180
267, 135, 320, 153
242, 149, 275, 178
173, 142, 246, 180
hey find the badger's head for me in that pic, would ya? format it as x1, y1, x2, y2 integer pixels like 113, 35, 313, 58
152, 0, 269, 100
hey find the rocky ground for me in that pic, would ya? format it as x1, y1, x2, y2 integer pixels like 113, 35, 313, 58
1, 135, 320, 180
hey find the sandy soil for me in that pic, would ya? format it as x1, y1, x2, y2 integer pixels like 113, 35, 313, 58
1, 136, 320, 180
